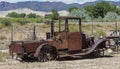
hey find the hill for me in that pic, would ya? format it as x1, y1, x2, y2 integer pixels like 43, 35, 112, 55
0, 8, 68, 17
0, 1, 120, 12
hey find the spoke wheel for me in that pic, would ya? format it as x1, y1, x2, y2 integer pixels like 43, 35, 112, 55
38, 45, 57, 62
93, 49, 104, 58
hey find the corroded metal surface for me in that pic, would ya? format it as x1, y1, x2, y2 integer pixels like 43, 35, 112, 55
9, 16, 108, 61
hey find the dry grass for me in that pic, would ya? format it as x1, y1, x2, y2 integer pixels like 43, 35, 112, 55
0, 22, 120, 50
82, 23, 120, 36
0, 52, 10, 62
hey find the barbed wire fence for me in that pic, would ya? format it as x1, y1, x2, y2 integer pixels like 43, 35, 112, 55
0, 23, 48, 50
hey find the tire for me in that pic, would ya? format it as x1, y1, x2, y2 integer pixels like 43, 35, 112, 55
38, 44, 58, 62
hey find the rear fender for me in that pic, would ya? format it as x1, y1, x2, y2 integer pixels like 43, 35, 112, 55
34, 43, 48, 57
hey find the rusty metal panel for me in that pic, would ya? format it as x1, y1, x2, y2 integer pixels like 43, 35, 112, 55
46, 38, 68, 50
23, 41, 41, 53
58, 32, 68, 49
51, 32, 68, 50
68, 32, 82, 52
9, 41, 42, 54
9, 44, 24, 54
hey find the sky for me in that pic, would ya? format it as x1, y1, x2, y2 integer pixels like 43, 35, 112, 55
0, 0, 120, 4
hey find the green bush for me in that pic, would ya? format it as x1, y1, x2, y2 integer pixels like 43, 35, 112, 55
69, 9, 91, 21
27, 13, 37, 18
17, 13, 26, 18
36, 19, 43, 23
44, 9, 59, 20
0, 19, 11, 26
17, 19, 30, 25
104, 12, 119, 21
6, 12, 18, 18
0, 58, 5, 62
7, 12, 26, 18
117, 16, 120, 21
94, 16, 104, 22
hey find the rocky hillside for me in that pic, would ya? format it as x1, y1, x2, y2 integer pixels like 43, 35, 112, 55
0, 1, 119, 12
0, 8, 68, 17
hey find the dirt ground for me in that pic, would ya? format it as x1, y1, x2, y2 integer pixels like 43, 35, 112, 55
0, 53, 120, 69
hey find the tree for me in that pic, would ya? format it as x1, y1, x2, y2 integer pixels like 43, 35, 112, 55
94, 2, 113, 18
84, 5, 94, 17
51, 9, 59, 20
44, 9, 59, 21
68, 6, 80, 13
84, 2, 116, 18
115, 7, 120, 15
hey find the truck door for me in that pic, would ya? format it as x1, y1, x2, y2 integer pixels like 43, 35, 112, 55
68, 32, 82, 54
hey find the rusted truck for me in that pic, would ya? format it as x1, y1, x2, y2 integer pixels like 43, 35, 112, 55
107, 30, 120, 52
9, 16, 108, 62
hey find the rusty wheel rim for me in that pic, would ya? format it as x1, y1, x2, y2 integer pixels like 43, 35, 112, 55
38, 45, 57, 62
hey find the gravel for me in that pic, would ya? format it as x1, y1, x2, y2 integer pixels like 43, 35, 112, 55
0, 54, 120, 69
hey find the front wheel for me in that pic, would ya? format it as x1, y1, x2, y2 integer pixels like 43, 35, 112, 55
38, 44, 58, 62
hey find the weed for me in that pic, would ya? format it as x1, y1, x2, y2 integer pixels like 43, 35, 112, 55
0, 19, 11, 27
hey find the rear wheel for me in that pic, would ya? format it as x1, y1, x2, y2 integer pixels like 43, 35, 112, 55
38, 45, 58, 62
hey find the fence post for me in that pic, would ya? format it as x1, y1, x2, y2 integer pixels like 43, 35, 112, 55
11, 24, 13, 42
115, 21, 118, 36
33, 25, 36, 40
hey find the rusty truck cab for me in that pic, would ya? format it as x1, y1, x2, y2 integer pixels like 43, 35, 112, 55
46, 16, 88, 54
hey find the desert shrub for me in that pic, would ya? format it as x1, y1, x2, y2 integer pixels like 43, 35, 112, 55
27, 13, 37, 18
17, 19, 30, 25
104, 12, 119, 21
96, 24, 102, 27
44, 10, 59, 20
18, 13, 26, 18
7, 12, 26, 18
36, 19, 43, 23
0, 52, 10, 62
0, 18, 11, 26
0, 35, 7, 40
6, 12, 18, 18
0, 58, 5, 62
69, 9, 91, 21
68, 6, 80, 13
94, 16, 104, 22
117, 16, 120, 21
94, 30, 106, 37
